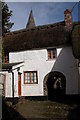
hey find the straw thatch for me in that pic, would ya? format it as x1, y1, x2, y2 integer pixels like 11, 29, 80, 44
71, 23, 80, 59
3, 21, 70, 54
2, 21, 80, 59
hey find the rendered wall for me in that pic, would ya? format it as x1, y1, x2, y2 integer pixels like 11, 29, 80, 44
5, 72, 12, 97
9, 46, 78, 97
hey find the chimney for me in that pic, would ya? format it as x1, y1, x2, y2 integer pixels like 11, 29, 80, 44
64, 9, 72, 31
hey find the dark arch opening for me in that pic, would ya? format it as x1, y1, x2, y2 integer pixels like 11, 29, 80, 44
43, 71, 66, 100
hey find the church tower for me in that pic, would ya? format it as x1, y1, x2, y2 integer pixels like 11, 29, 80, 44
26, 9, 35, 29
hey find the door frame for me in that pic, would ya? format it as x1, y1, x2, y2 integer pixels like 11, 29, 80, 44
18, 72, 22, 97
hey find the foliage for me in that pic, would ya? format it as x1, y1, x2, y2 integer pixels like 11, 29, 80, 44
0, 1, 14, 63
1, 2, 14, 34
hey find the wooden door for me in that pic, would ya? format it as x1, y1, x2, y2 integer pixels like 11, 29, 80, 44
18, 73, 21, 96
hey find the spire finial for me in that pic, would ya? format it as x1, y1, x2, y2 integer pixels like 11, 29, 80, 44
26, 9, 35, 29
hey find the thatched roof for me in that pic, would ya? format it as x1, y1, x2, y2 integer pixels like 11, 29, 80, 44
71, 23, 80, 59
3, 21, 70, 54
3, 21, 80, 59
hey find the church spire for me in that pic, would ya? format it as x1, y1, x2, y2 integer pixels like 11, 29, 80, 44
26, 9, 35, 29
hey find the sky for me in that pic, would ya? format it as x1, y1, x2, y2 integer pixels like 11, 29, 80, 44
6, 2, 79, 31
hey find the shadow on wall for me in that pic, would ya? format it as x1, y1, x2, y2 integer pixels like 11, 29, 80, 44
51, 46, 77, 74
51, 46, 78, 95
43, 46, 78, 100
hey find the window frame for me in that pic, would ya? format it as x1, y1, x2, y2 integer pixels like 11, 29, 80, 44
47, 48, 57, 60
24, 71, 38, 84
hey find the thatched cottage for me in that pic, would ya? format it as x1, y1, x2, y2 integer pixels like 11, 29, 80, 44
1, 9, 80, 99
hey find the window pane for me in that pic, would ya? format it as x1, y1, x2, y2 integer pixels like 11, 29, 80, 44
31, 77, 33, 80
53, 55, 55, 58
34, 73, 36, 76
34, 76, 36, 79
48, 50, 52, 59
31, 78, 33, 83
53, 50, 55, 58
31, 80, 34, 83
31, 73, 33, 76
25, 74, 27, 78
28, 73, 30, 77
53, 49, 56, 58
47, 48, 56, 59
34, 79, 37, 83
27, 79, 30, 83
24, 71, 38, 84
24, 73, 27, 83
25, 79, 27, 83
25, 74, 27, 77
25, 73, 27, 76
48, 51, 51, 59
53, 49, 55, 54
28, 76, 30, 79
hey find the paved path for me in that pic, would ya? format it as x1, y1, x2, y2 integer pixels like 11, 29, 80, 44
15, 100, 80, 119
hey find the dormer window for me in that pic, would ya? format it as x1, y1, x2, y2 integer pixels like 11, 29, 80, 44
47, 48, 57, 60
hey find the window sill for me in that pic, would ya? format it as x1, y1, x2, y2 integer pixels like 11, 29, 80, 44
23, 83, 38, 86
24, 83, 38, 84
46, 58, 56, 61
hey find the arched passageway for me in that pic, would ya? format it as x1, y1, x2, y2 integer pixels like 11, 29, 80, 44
43, 71, 66, 100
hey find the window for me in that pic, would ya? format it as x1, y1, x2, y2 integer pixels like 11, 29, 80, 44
24, 71, 38, 84
47, 48, 57, 60
2, 55, 9, 63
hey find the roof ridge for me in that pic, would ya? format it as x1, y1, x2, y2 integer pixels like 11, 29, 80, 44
3, 21, 65, 36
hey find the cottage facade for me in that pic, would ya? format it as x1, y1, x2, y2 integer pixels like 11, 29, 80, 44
1, 9, 80, 98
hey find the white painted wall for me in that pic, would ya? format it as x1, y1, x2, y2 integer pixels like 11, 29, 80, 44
0, 73, 4, 96
0, 63, 24, 98
6, 72, 12, 97
8, 46, 79, 97
9, 48, 62, 96
0, 72, 12, 97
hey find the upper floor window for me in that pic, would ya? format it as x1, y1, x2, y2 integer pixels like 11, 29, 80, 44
24, 71, 38, 84
47, 48, 57, 60
2, 55, 9, 63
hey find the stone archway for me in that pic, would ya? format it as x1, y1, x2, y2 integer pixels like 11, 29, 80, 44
43, 71, 66, 99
